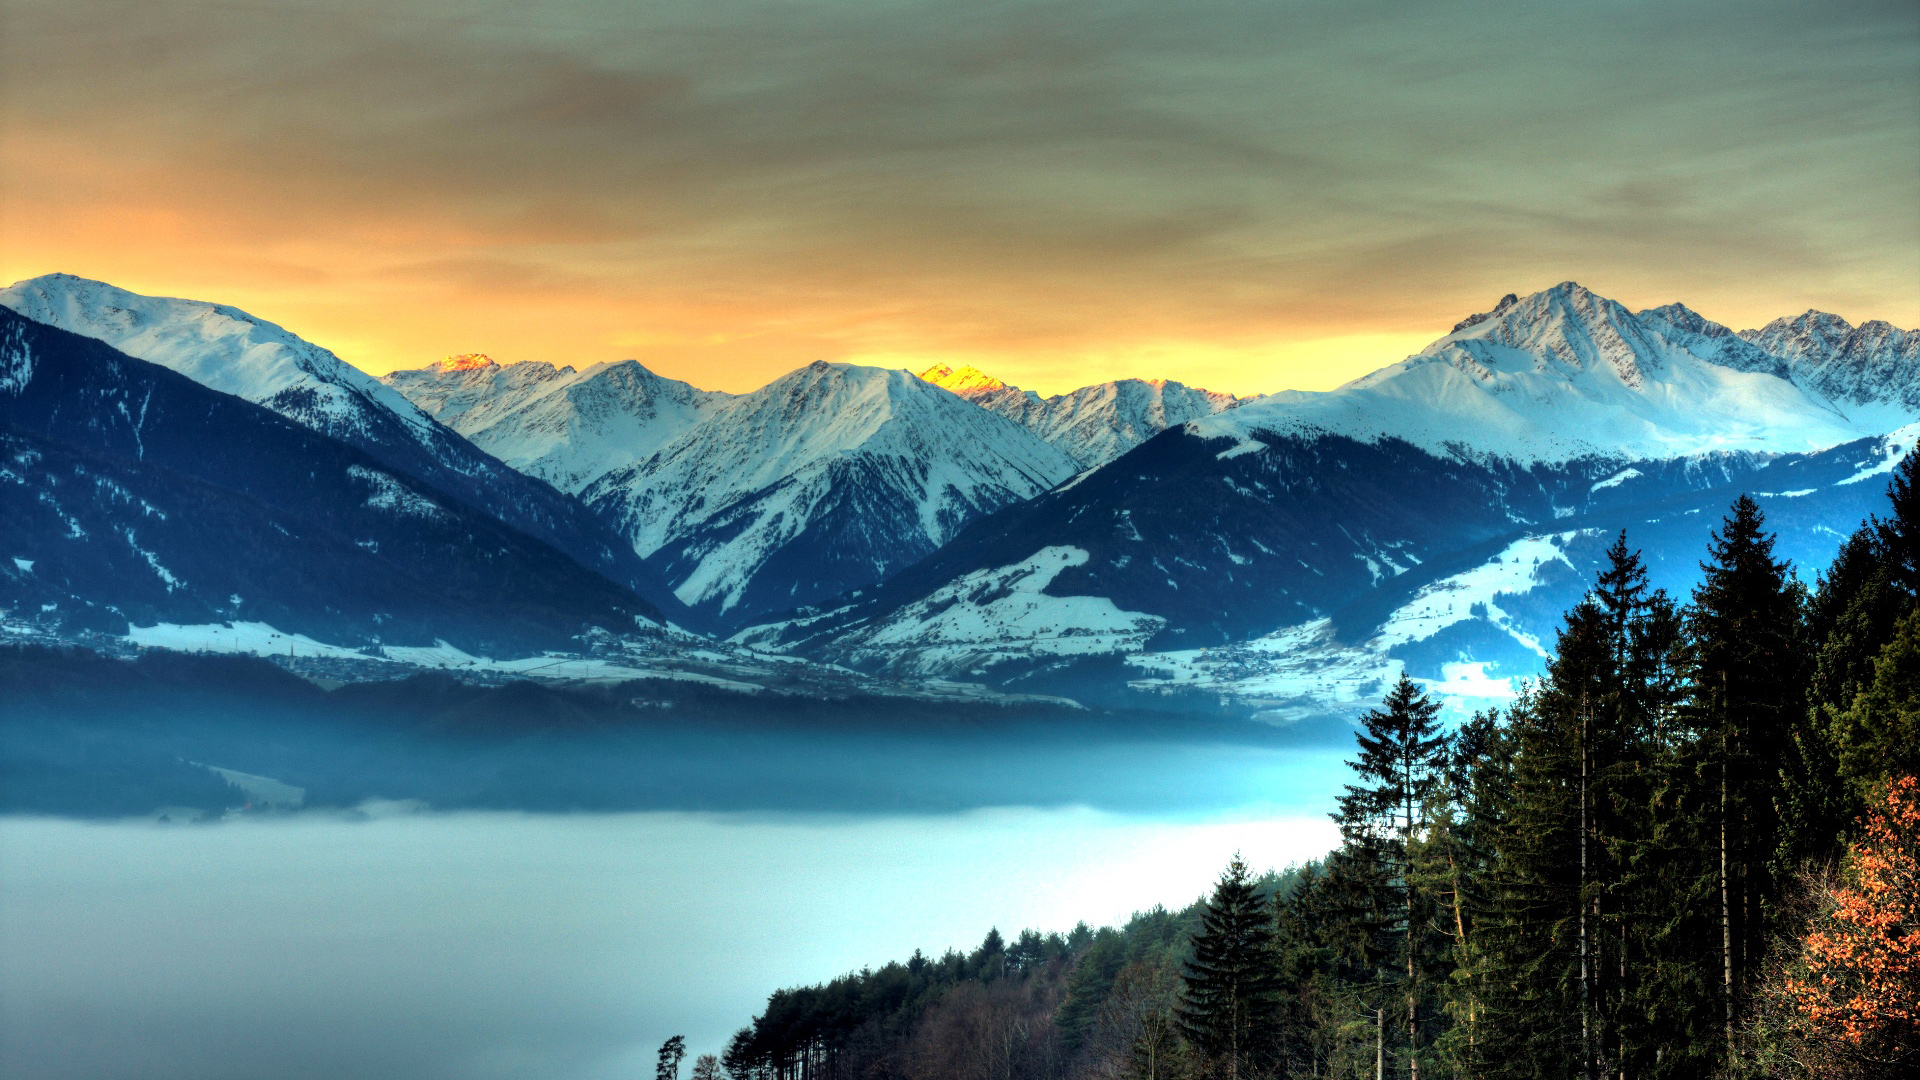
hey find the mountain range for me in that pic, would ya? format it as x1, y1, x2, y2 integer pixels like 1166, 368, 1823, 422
0, 307, 664, 655
0, 275, 694, 624
914, 364, 1246, 470
4, 272, 1917, 720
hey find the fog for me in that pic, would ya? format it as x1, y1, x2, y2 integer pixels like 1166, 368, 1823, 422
1, 806, 1339, 1080
0, 651, 1354, 1077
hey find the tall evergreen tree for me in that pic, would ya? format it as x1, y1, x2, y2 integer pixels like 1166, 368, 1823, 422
1686, 494, 1808, 1061
1333, 674, 1450, 1078
657, 1035, 687, 1080
1420, 709, 1505, 1078
1178, 855, 1283, 1078
1874, 448, 1920, 595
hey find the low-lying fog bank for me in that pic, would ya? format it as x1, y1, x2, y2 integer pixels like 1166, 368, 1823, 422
1, 808, 1340, 1080
0, 646, 1354, 818
2, 645, 1350, 1078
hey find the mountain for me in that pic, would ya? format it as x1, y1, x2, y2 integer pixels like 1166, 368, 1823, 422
382, 355, 730, 494
1740, 310, 1920, 426
0, 274, 695, 624
1182, 283, 1870, 466
0, 307, 664, 654
583, 361, 1081, 626
741, 283, 1919, 716
918, 364, 1244, 469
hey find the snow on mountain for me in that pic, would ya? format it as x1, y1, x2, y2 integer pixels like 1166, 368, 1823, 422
0, 273, 442, 443
0, 307, 667, 654
746, 283, 1920, 713
383, 354, 730, 494
1190, 282, 1874, 466
818, 546, 1168, 676
1128, 531, 1581, 722
584, 361, 1081, 625
918, 364, 1244, 469
1740, 310, 1920, 426
0, 274, 697, 623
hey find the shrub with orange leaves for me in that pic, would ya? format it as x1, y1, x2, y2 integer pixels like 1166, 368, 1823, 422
1785, 774, 1920, 1064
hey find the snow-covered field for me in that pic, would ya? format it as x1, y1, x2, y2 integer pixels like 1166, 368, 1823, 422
1128, 532, 1587, 722
122, 621, 768, 690
844, 546, 1167, 675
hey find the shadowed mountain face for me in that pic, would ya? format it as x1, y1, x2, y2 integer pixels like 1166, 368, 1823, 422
0, 275, 697, 626
0, 308, 663, 655
737, 284, 1920, 714
581, 361, 1082, 628
382, 355, 732, 495
917, 363, 1246, 470
1741, 310, 1920, 415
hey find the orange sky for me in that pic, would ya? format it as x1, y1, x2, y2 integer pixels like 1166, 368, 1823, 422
4, 0, 1916, 397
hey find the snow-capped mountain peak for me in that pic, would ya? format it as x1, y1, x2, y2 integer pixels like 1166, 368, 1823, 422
0, 274, 697, 622
1740, 310, 1920, 418
581, 360, 1081, 623
1414, 280, 1669, 388
0, 273, 441, 443
382, 355, 730, 494
918, 363, 1012, 394
1633, 302, 1789, 377
913, 362, 1243, 469
1191, 281, 1876, 466
432, 353, 498, 374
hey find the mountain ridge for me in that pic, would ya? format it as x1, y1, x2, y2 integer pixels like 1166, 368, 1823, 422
583, 360, 1081, 626
0, 274, 698, 625
0, 307, 666, 654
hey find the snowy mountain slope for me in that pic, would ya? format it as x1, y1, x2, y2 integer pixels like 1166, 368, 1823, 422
1740, 310, 1920, 425
1, 273, 447, 444
742, 283, 1919, 712
821, 546, 1168, 677
918, 364, 1243, 469
737, 427, 1775, 662
382, 355, 730, 494
583, 361, 1081, 626
0, 275, 695, 624
1126, 427, 1918, 722
0, 307, 666, 654
746, 424, 1909, 714
1189, 282, 1873, 466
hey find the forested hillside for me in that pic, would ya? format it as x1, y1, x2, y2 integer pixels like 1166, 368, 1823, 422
720, 459, 1920, 1080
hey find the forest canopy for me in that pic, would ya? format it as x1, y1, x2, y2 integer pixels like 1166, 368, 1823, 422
718, 460, 1920, 1080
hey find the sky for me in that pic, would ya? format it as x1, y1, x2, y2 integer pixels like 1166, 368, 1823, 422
2, 0, 1916, 396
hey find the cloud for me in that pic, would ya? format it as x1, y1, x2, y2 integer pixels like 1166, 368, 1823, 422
2, 0, 1915, 393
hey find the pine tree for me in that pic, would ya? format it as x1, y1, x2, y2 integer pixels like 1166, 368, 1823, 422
1686, 494, 1808, 1062
1177, 855, 1283, 1078
1472, 535, 1705, 1079
657, 1035, 687, 1080
1875, 449, 1920, 595
1420, 709, 1503, 1078
1332, 674, 1450, 1078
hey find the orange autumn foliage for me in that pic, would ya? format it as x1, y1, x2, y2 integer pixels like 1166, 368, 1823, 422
1786, 774, 1920, 1045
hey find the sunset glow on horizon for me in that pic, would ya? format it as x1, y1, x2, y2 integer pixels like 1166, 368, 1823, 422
4, 0, 1916, 397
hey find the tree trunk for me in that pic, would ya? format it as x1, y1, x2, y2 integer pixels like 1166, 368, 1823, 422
1406, 757, 1418, 1080
1618, 920, 1627, 1080
1448, 849, 1473, 1076
1721, 756, 1733, 1061
1580, 699, 1593, 1080
1376, 1006, 1384, 1080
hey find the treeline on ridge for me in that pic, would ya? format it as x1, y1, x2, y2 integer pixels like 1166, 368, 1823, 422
718, 457, 1920, 1079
